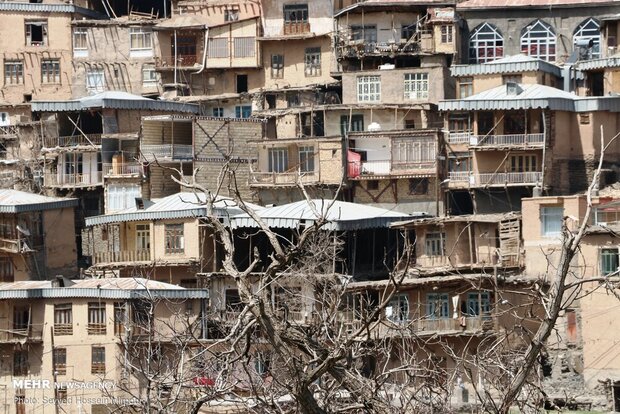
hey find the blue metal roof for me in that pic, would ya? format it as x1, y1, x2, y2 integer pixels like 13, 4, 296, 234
0, 2, 105, 18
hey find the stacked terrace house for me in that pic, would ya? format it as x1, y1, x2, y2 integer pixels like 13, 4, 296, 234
2, 0, 620, 411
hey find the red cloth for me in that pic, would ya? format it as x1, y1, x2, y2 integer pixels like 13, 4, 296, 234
347, 150, 361, 178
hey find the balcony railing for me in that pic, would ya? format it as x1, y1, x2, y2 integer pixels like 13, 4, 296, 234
155, 55, 200, 68
0, 125, 18, 138
283, 22, 310, 35
448, 171, 542, 186
102, 162, 144, 177
141, 144, 193, 161
44, 172, 103, 188
54, 324, 73, 336
87, 323, 107, 335
94, 249, 151, 264
348, 159, 435, 179
0, 237, 23, 253
42, 134, 102, 149
250, 170, 319, 186
417, 316, 492, 333
471, 133, 545, 147
0, 327, 43, 343
447, 132, 472, 144
339, 313, 494, 335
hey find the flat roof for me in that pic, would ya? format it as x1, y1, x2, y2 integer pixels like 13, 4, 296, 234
0, 189, 78, 213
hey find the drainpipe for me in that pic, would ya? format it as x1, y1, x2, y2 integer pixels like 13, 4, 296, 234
173, 29, 178, 85
194, 25, 209, 75
562, 64, 572, 93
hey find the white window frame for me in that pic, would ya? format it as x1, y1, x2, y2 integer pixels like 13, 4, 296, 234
136, 224, 150, 251
129, 27, 153, 57
106, 184, 141, 212
268, 148, 288, 173
404, 73, 429, 100
41, 59, 60, 84
440, 25, 453, 43
304, 47, 321, 77
521, 20, 556, 62
73, 27, 88, 57
541, 206, 563, 237
469, 22, 503, 63
386, 294, 409, 323
142, 64, 157, 87
212, 107, 224, 117
357, 75, 381, 102
298, 146, 315, 173
425, 232, 445, 256
86, 68, 105, 93
573, 18, 601, 59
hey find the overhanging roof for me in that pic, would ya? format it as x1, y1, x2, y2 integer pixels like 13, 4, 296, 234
231, 199, 421, 231
0, 189, 78, 213
451, 55, 562, 77
391, 212, 521, 228
31, 91, 199, 114
0, 2, 106, 18
575, 55, 620, 71
85, 192, 262, 226
335, 0, 453, 17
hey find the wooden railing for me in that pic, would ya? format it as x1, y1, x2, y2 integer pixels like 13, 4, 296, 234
0, 326, 43, 342
141, 144, 193, 161
471, 133, 545, 147
43, 134, 102, 148
155, 55, 200, 68
283, 22, 310, 35
348, 159, 435, 178
102, 162, 143, 176
94, 249, 151, 264
448, 171, 542, 186
447, 132, 472, 144
87, 323, 107, 335
0, 125, 18, 138
250, 170, 318, 186
0, 237, 22, 253
339, 313, 494, 335
44, 172, 103, 187
54, 324, 73, 336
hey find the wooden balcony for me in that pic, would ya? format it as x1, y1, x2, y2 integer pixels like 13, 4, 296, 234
42, 134, 102, 149
155, 54, 200, 69
0, 125, 18, 139
0, 327, 43, 343
250, 169, 319, 187
94, 249, 151, 265
283, 22, 310, 35
0, 237, 23, 253
141, 144, 193, 161
102, 162, 144, 177
448, 171, 542, 187
348, 159, 436, 180
446, 132, 472, 144
44, 172, 103, 188
470, 133, 545, 148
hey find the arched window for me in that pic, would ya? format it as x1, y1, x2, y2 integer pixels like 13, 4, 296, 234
521, 20, 556, 62
469, 23, 503, 63
573, 18, 601, 59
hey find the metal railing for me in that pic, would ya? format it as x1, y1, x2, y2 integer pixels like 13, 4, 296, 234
350, 159, 436, 178
43, 134, 102, 148
476, 171, 542, 186
44, 172, 103, 187
94, 249, 151, 264
447, 132, 472, 144
102, 162, 143, 176
471, 133, 545, 147
141, 144, 193, 161
448, 171, 470, 182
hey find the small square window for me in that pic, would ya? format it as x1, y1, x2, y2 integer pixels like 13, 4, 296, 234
142, 64, 157, 86
409, 178, 429, 195
225, 8, 239, 22
367, 180, 379, 190
212, 107, 224, 117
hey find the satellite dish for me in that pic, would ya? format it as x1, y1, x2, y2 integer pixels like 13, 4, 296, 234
16, 225, 30, 236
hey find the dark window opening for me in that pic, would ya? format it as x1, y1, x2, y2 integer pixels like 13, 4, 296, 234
236, 74, 248, 93
367, 180, 379, 191
409, 178, 429, 195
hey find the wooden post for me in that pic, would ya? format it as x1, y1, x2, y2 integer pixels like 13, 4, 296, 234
50, 326, 60, 414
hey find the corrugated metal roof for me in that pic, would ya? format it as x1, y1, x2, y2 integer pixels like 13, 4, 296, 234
0, 278, 208, 299
0, 189, 78, 213
231, 199, 419, 231
0, 2, 105, 18
85, 192, 261, 226
155, 15, 207, 30
391, 212, 521, 228
31, 91, 199, 114
575, 55, 620, 71
335, 0, 453, 17
451, 55, 562, 77
458, 0, 616, 9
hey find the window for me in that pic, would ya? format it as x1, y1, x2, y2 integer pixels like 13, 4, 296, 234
13, 350, 28, 376
114, 302, 126, 335
287, 92, 300, 107
165, 223, 184, 254
54, 304, 72, 335
304, 47, 321, 77
235, 105, 252, 119
208, 38, 229, 58
465, 292, 491, 317
440, 25, 453, 43
86, 68, 105, 93
283, 4, 308, 24
509, 155, 537, 172
469, 23, 503, 63
426, 293, 449, 319
268, 147, 288, 173
357, 75, 381, 102
25, 21, 47, 46
340, 114, 364, 136
271, 54, 284, 78
129, 27, 153, 55
502, 74, 523, 85
601, 248, 619, 276
541, 206, 563, 236
236, 74, 248, 93
351, 25, 377, 52
174, 35, 197, 60
255, 352, 271, 376
401, 23, 416, 41
387, 294, 409, 323
367, 180, 379, 190
404, 73, 429, 100
573, 18, 601, 59
448, 153, 470, 173
225, 289, 243, 312
4, 61, 23, 85
73, 27, 88, 56
53, 348, 67, 375
88, 302, 106, 335
298, 146, 315, 172
91, 346, 106, 375
212, 107, 224, 117
0, 257, 13, 282
409, 178, 429, 195
106, 184, 141, 212
136, 224, 150, 251
224, 7, 239, 22
392, 139, 435, 164
521, 20, 556, 62
142, 64, 157, 86
41, 59, 60, 83
234, 37, 255, 58
13, 306, 29, 332
458, 77, 473, 98
579, 113, 591, 125
425, 232, 445, 256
